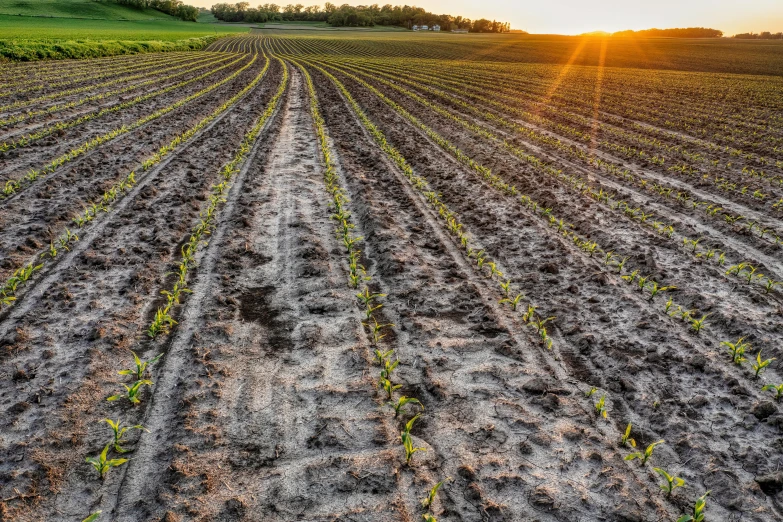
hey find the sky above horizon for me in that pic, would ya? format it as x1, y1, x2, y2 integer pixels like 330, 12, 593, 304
189, 0, 783, 35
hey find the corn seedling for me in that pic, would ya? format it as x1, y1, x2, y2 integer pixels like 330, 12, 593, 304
690, 314, 708, 334
654, 468, 685, 496
522, 304, 536, 323
102, 418, 147, 453
499, 293, 524, 311
389, 396, 423, 417
499, 279, 511, 295
761, 383, 783, 401
722, 337, 749, 365
107, 379, 152, 405
148, 307, 176, 338
421, 477, 450, 508
380, 358, 399, 381
625, 440, 664, 465
613, 256, 629, 273
763, 278, 782, 294
621, 270, 638, 284
677, 491, 710, 522
664, 297, 674, 314
118, 351, 162, 381
595, 394, 608, 419
620, 423, 636, 447
380, 377, 401, 400
752, 351, 775, 378
648, 282, 676, 299
401, 414, 425, 465
364, 317, 394, 344
85, 445, 128, 479
423, 515, 437, 522
357, 287, 386, 319
374, 348, 394, 365
82, 512, 101, 522
585, 386, 598, 397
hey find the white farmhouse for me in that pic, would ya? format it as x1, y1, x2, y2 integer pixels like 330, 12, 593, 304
412, 24, 419, 31
420, 25, 428, 30
432, 24, 440, 31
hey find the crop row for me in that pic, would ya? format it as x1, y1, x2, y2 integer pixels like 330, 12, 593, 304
0, 53, 234, 129
316, 58, 783, 304
303, 53, 783, 443
0, 55, 273, 310
71, 53, 284, 522
297, 56, 453, 520
0, 54, 248, 152
1, 54, 258, 199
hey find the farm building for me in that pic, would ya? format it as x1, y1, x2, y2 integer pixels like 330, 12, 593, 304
432, 24, 440, 31
452, 28, 468, 33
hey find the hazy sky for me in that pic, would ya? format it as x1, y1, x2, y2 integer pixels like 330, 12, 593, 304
190, 0, 783, 35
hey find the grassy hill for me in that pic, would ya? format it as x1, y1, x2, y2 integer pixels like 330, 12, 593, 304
0, 1, 248, 61
0, 0, 174, 20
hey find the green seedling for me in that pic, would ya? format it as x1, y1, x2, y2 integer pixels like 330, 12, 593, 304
690, 314, 709, 334
722, 337, 749, 365
389, 396, 423, 418
654, 468, 685, 496
401, 414, 425, 465
107, 379, 153, 405
595, 394, 608, 419
423, 515, 437, 522
677, 491, 710, 522
364, 317, 394, 344
500, 293, 524, 311
148, 307, 176, 338
585, 387, 598, 397
625, 440, 664, 465
762, 275, 782, 293
102, 419, 147, 453
380, 377, 401, 400
118, 351, 162, 381
637, 275, 648, 291
380, 358, 399, 381
664, 297, 674, 314
85, 445, 128, 479
421, 477, 451, 508
621, 270, 639, 284
522, 304, 537, 323
82, 512, 102, 522
648, 282, 676, 299
620, 423, 636, 447
374, 348, 394, 365
357, 287, 386, 318
499, 279, 512, 295
752, 351, 775, 378
613, 256, 629, 273
761, 383, 783, 401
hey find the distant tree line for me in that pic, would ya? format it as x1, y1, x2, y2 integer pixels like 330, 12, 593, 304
733, 32, 783, 39
612, 27, 723, 38
110, 0, 199, 21
210, 3, 510, 32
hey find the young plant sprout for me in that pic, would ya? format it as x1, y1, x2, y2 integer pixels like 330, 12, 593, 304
423, 515, 437, 522
722, 337, 750, 365
648, 282, 676, 299
677, 491, 710, 522
690, 314, 709, 334
761, 383, 783, 401
118, 351, 162, 381
499, 293, 524, 311
380, 377, 401, 400
595, 394, 608, 419
82, 512, 102, 522
585, 386, 598, 397
107, 379, 153, 405
86, 445, 128, 479
389, 396, 423, 418
752, 351, 775, 377
620, 423, 636, 447
654, 468, 685, 496
374, 348, 394, 365
102, 418, 147, 453
364, 317, 394, 344
401, 414, 425, 465
421, 477, 451, 508
625, 440, 664, 465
